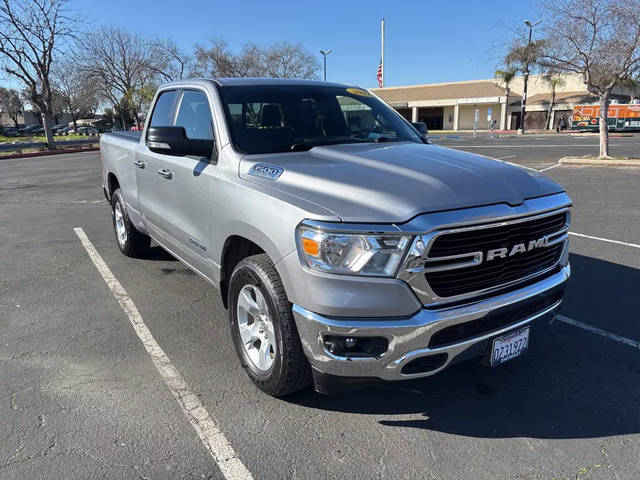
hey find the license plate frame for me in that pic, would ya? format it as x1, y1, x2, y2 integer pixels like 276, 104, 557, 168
490, 327, 530, 366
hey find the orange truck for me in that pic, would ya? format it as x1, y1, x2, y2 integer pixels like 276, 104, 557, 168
572, 103, 640, 131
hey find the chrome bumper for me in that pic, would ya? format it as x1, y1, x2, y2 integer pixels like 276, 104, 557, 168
292, 264, 570, 381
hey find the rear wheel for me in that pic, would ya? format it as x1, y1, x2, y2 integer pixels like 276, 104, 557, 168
111, 188, 150, 257
228, 254, 311, 396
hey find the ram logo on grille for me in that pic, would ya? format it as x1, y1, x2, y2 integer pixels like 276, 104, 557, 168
486, 235, 550, 261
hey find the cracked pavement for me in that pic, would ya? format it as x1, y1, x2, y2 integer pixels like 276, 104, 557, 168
1, 145, 639, 479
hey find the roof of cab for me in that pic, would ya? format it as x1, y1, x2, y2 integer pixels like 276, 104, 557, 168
161, 77, 355, 89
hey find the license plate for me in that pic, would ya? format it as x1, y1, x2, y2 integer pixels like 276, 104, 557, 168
491, 327, 529, 366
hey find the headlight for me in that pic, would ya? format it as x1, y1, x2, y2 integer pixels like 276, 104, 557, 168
297, 225, 411, 276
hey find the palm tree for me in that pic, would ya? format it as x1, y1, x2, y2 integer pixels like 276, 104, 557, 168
543, 74, 566, 130
495, 68, 518, 130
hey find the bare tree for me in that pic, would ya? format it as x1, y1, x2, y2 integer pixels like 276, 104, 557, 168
618, 76, 640, 102
265, 42, 319, 79
150, 38, 193, 82
537, 0, 640, 157
542, 74, 566, 129
53, 59, 99, 129
495, 67, 518, 129
195, 39, 260, 77
79, 27, 158, 129
194, 39, 318, 79
0, 86, 23, 126
0, 0, 76, 147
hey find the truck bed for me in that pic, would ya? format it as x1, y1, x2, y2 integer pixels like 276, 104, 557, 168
104, 131, 142, 142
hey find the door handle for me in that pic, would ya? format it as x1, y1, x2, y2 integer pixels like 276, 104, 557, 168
133, 160, 145, 169
157, 168, 173, 179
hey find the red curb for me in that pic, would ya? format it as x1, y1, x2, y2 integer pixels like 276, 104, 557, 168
0, 146, 99, 160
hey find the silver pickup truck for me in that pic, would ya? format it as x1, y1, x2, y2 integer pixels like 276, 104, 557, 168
100, 78, 571, 396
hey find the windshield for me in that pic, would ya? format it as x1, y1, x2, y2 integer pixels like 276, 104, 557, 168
218, 84, 422, 154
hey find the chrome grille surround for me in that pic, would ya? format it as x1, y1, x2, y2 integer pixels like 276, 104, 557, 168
397, 194, 571, 307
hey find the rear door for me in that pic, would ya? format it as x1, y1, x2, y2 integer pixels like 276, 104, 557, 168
140, 88, 217, 276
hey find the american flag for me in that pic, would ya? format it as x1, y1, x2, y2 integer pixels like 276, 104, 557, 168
377, 60, 383, 88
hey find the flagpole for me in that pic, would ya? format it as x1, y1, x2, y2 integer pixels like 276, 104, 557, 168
381, 18, 385, 87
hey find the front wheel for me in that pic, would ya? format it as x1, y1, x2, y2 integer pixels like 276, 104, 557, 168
228, 254, 311, 396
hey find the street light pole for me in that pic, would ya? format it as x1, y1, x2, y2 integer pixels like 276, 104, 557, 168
320, 49, 331, 82
518, 19, 541, 134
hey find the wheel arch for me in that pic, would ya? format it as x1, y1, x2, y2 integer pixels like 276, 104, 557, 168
219, 235, 266, 309
106, 172, 120, 202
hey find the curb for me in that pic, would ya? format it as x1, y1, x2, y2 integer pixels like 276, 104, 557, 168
559, 156, 640, 167
0, 146, 99, 160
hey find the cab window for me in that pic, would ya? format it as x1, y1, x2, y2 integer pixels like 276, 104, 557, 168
175, 90, 214, 140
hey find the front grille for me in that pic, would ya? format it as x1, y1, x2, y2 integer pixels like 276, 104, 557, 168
425, 212, 566, 297
428, 287, 563, 349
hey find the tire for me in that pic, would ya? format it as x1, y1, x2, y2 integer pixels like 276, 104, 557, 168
111, 188, 150, 257
228, 254, 312, 396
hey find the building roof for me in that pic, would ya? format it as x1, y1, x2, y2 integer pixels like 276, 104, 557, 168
527, 91, 630, 106
372, 80, 517, 103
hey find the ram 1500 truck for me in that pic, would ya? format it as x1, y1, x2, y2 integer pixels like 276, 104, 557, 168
100, 78, 571, 396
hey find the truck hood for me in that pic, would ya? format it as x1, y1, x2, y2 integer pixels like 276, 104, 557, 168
239, 142, 564, 223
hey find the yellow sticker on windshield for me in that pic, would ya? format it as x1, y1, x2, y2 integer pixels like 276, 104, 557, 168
346, 88, 372, 97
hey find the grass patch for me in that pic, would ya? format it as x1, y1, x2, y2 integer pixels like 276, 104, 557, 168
0, 133, 98, 143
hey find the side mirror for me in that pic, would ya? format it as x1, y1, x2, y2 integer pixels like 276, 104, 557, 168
147, 126, 213, 158
411, 121, 429, 141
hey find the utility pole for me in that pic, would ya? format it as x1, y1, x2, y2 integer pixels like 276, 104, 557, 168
519, 19, 541, 134
320, 50, 331, 82
381, 18, 385, 87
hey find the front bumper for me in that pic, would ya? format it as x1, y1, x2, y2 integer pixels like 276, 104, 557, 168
292, 264, 569, 381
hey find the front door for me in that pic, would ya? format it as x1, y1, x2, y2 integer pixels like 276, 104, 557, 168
138, 88, 217, 277
136, 88, 179, 239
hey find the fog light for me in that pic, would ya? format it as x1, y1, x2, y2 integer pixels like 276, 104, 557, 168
323, 335, 389, 358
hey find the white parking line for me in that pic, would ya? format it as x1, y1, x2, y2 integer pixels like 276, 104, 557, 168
557, 315, 640, 349
537, 163, 561, 172
73, 227, 253, 480
569, 231, 640, 249
501, 160, 538, 172
449, 144, 599, 148
496, 155, 517, 160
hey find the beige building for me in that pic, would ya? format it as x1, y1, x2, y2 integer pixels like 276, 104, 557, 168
372, 73, 630, 131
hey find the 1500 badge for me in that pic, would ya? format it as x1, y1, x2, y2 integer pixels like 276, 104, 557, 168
248, 163, 284, 180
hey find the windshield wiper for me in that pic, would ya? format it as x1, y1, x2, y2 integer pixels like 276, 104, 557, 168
373, 136, 394, 142
290, 143, 314, 152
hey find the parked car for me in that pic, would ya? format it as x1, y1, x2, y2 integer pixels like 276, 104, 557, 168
54, 126, 72, 136
1, 126, 20, 137
77, 126, 99, 136
19, 124, 40, 134
101, 78, 571, 396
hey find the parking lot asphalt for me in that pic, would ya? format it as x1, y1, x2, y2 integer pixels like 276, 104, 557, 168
435, 132, 640, 170
1, 134, 639, 480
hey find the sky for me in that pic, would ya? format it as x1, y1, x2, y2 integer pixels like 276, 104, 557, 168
63, 0, 541, 88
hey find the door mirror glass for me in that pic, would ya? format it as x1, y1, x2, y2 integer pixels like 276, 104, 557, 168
147, 126, 213, 157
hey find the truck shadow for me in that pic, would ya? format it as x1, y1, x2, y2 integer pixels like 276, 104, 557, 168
146, 245, 177, 261
288, 253, 640, 440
